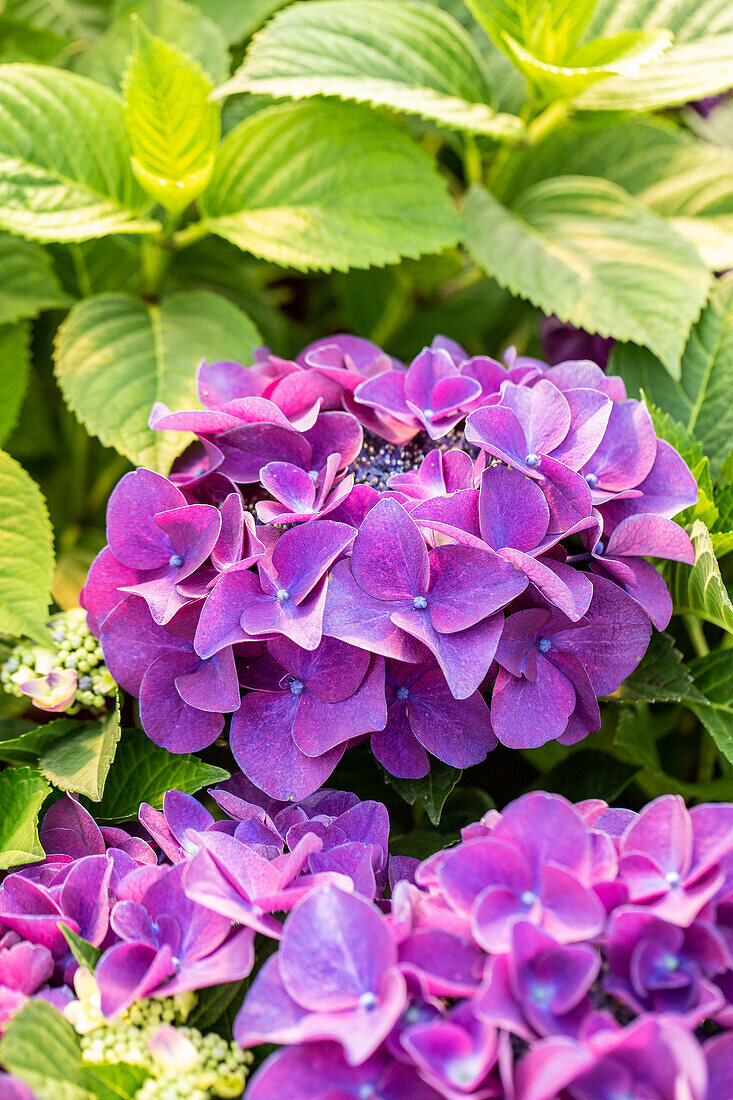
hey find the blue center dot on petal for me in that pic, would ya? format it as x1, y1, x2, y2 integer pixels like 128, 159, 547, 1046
662, 955, 679, 972
396, 686, 410, 700
665, 871, 681, 885
308, 470, 319, 481
359, 991, 378, 1010
595, 539, 605, 556
168, 554, 184, 569
413, 595, 428, 610
525, 453, 541, 469
538, 638, 551, 654
288, 678, 304, 696
276, 589, 290, 602
585, 472, 598, 488
520, 890, 536, 907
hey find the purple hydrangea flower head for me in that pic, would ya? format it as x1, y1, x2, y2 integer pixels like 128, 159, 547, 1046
85, 335, 698, 788
234, 886, 407, 1064
229, 636, 387, 800
0, 933, 55, 1033
400, 1000, 499, 1097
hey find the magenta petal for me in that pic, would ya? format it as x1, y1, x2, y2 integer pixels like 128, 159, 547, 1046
371, 703, 430, 778
233, 955, 309, 1046
354, 370, 414, 423
197, 358, 258, 408
407, 667, 497, 767
605, 514, 695, 563
293, 655, 386, 756
491, 660, 576, 749
502, 550, 592, 621
304, 411, 363, 469
351, 498, 429, 600
260, 462, 316, 512
139, 651, 222, 752
160, 927, 255, 996
536, 455, 593, 533
604, 439, 698, 522
194, 567, 256, 658
242, 575, 329, 650
550, 388, 612, 470
107, 469, 185, 568
392, 611, 502, 699
324, 560, 428, 662
585, 399, 657, 491
465, 404, 529, 470
595, 557, 672, 629
59, 855, 112, 946
502, 380, 572, 455
175, 646, 239, 713
430, 374, 482, 416
412, 490, 483, 548
231, 691, 344, 800
399, 928, 485, 997
479, 465, 549, 552
426, 543, 527, 631
216, 422, 311, 482
82, 547, 144, 629
149, 402, 242, 433
538, 865, 605, 943
272, 520, 356, 603
100, 595, 190, 694
97, 942, 176, 1018
272, 635, 370, 703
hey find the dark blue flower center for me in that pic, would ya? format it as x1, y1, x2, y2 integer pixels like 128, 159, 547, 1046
413, 595, 428, 609
525, 453, 541, 468
520, 890, 536, 907
276, 589, 290, 602
169, 554, 184, 569
359, 991, 378, 1010
538, 638, 551, 653
395, 686, 409, 700
288, 678, 304, 695
585, 472, 598, 488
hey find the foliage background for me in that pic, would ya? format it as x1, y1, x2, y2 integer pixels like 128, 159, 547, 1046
0, 0, 732, 860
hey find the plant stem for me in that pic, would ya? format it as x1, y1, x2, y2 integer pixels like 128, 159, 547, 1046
172, 221, 210, 251
463, 135, 483, 186
698, 731, 719, 784
684, 615, 710, 658
141, 208, 185, 298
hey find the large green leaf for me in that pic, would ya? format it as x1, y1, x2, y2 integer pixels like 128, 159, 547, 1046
501, 117, 733, 270
0, 766, 51, 870
124, 22, 221, 212
0, 234, 71, 324
612, 274, 733, 475
76, 0, 229, 87
463, 177, 710, 377
0, 321, 31, 447
574, 35, 733, 112
40, 705, 121, 801
3, 0, 111, 42
201, 99, 462, 271
90, 727, 229, 821
54, 290, 261, 470
619, 630, 704, 704
386, 761, 462, 825
589, 0, 733, 42
0, 65, 159, 242
217, 0, 524, 139
665, 520, 733, 634
527, 749, 638, 801
0, 450, 54, 644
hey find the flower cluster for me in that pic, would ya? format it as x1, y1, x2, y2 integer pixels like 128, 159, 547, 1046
1, 609, 115, 713
2, 786, 733, 1099
81, 336, 697, 798
240, 791, 733, 1100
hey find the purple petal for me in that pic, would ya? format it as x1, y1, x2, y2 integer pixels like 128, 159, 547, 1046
106, 469, 184, 568
464, 405, 529, 471
272, 520, 356, 602
175, 646, 239, 713
491, 660, 576, 749
100, 595, 190, 694
604, 514, 694, 563
260, 462, 316, 513
323, 561, 428, 662
406, 665, 496, 767
603, 440, 698, 522
501, 380, 572, 456
354, 370, 414, 423
583, 399, 657, 491
371, 702, 430, 779
97, 942, 176, 1018
139, 651, 223, 751
426, 543, 527, 631
392, 611, 503, 699
479, 465, 549, 552
351, 498, 429, 601
550, 388, 612, 470
242, 574, 329, 650
198, 358, 259, 408
216, 422, 311, 482
293, 656, 387, 756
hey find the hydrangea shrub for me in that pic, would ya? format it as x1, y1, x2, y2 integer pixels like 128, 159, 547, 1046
82, 337, 696, 799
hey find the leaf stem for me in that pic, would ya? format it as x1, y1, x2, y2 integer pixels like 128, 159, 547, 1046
172, 221, 210, 251
684, 615, 710, 658
141, 208, 185, 298
463, 135, 483, 186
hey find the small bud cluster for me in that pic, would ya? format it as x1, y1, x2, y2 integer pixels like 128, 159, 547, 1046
80, 999, 252, 1100
1, 608, 115, 712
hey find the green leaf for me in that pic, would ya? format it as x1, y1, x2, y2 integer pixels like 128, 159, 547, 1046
644, 401, 717, 528
186, 979, 248, 1038
618, 630, 704, 704
464, 0, 596, 62
574, 35, 733, 112
81, 1063, 149, 1100
0, 450, 54, 645
76, 0, 229, 88
0, 321, 31, 447
386, 761, 462, 826
40, 703, 121, 801
501, 28, 671, 100
195, 0, 291, 43
200, 99, 462, 271
90, 726, 228, 821
463, 177, 710, 377
527, 749, 638, 801
123, 20, 220, 212
54, 290, 261, 471
3, 0, 111, 42
500, 117, 733, 270
665, 520, 733, 634
0, 766, 51, 870
0, 1001, 90, 1100
0, 65, 160, 242
686, 94, 733, 149
611, 273, 733, 475
59, 924, 102, 971
217, 0, 525, 140
0, 234, 71, 324
689, 650, 733, 764
589, 0, 733, 43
